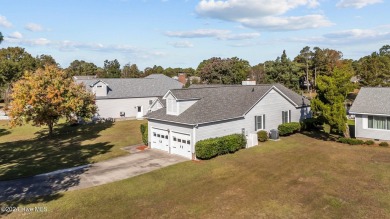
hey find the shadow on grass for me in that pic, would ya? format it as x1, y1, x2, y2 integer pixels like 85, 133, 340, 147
301, 130, 339, 142
0, 128, 11, 137
0, 121, 115, 213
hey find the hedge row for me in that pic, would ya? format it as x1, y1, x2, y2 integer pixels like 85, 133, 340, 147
195, 134, 246, 159
278, 122, 301, 136
140, 123, 148, 145
338, 137, 364, 145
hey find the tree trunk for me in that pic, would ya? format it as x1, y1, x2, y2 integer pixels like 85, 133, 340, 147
344, 124, 350, 138
48, 122, 53, 136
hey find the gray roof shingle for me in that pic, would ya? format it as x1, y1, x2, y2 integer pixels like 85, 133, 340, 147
349, 87, 390, 115
147, 84, 310, 125
76, 74, 183, 99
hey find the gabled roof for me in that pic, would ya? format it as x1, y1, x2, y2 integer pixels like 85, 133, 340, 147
76, 75, 183, 99
147, 84, 310, 125
349, 87, 390, 115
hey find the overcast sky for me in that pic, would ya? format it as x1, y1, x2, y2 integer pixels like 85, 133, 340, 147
1, 0, 389, 69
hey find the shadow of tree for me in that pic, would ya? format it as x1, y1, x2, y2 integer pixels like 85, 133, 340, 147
0, 128, 11, 137
301, 130, 339, 142
0, 121, 115, 212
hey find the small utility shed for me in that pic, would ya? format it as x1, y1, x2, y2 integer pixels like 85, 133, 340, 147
146, 84, 311, 159
76, 74, 182, 119
349, 87, 390, 141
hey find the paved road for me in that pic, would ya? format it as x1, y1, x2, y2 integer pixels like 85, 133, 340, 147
0, 147, 187, 202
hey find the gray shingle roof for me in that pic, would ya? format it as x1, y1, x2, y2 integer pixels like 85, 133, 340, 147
147, 84, 310, 125
349, 87, 390, 115
76, 74, 183, 99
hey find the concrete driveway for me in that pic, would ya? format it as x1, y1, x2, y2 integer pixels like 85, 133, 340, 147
0, 147, 187, 202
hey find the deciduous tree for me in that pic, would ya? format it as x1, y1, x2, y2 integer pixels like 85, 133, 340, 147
103, 59, 121, 78
9, 66, 97, 136
65, 60, 98, 76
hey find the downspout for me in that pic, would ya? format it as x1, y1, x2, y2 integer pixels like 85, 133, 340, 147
192, 124, 198, 160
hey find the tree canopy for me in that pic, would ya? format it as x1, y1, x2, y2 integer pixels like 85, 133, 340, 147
0, 32, 3, 44
9, 65, 97, 135
197, 57, 250, 84
0, 47, 38, 87
101, 59, 121, 78
65, 60, 98, 76
311, 63, 354, 134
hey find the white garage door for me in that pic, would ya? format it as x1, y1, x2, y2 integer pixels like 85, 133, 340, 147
171, 132, 192, 159
151, 128, 169, 152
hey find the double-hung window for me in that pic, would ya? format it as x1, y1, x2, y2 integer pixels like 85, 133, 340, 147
255, 115, 265, 130
368, 116, 390, 130
282, 110, 291, 124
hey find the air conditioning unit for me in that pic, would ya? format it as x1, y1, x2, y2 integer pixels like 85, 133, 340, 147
270, 129, 279, 140
120, 112, 125, 117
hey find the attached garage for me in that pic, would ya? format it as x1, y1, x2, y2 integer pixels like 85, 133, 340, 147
150, 128, 169, 152
150, 126, 193, 159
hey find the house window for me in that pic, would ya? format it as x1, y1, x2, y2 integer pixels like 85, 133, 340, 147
255, 115, 265, 130
167, 98, 177, 114
187, 140, 190, 145
137, 106, 142, 112
282, 110, 291, 124
97, 85, 102, 88
368, 116, 390, 130
149, 100, 153, 105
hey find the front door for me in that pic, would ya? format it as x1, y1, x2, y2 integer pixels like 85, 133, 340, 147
136, 106, 143, 119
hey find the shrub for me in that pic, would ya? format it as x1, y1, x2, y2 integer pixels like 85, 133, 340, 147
278, 122, 301, 136
195, 134, 246, 160
365, 140, 375, 145
140, 123, 148, 145
300, 118, 319, 131
379, 142, 389, 147
257, 130, 268, 142
338, 137, 364, 145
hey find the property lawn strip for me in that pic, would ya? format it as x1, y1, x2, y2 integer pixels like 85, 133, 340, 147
0, 120, 146, 181
6, 134, 390, 218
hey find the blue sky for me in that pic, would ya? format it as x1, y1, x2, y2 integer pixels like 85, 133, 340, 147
1, 0, 389, 70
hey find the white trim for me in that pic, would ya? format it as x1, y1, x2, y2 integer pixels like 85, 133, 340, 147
162, 90, 177, 100
349, 112, 390, 117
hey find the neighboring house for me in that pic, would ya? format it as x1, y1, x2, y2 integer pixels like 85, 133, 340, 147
147, 84, 311, 159
76, 74, 183, 119
349, 87, 390, 141
73, 75, 97, 80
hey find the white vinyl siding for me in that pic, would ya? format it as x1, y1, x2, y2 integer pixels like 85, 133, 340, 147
95, 97, 157, 118
355, 114, 390, 141
166, 94, 178, 115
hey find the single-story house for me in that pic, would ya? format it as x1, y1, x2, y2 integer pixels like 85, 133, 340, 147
76, 74, 183, 119
349, 87, 390, 141
146, 84, 311, 159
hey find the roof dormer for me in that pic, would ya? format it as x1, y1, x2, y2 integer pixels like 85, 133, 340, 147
90, 80, 109, 97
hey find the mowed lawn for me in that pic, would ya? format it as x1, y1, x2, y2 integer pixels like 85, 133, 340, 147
9, 134, 390, 219
0, 119, 145, 181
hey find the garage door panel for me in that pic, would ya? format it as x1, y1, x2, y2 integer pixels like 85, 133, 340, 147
151, 128, 169, 152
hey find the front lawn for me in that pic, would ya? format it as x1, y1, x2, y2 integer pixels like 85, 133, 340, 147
8, 134, 390, 218
0, 119, 145, 181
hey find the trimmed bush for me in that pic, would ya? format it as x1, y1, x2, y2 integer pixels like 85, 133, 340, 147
339, 137, 364, 145
195, 134, 246, 160
140, 123, 148, 145
365, 140, 375, 145
278, 122, 301, 136
379, 142, 389, 147
257, 130, 268, 142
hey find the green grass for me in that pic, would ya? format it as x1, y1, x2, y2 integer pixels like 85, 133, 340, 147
0, 119, 145, 181
7, 134, 390, 219
347, 119, 355, 125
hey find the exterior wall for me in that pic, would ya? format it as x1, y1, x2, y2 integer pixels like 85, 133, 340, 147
92, 81, 108, 97
355, 114, 390, 141
149, 100, 163, 112
196, 88, 311, 142
166, 93, 179, 115
178, 100, 198, 114
96, 97, 157, 118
